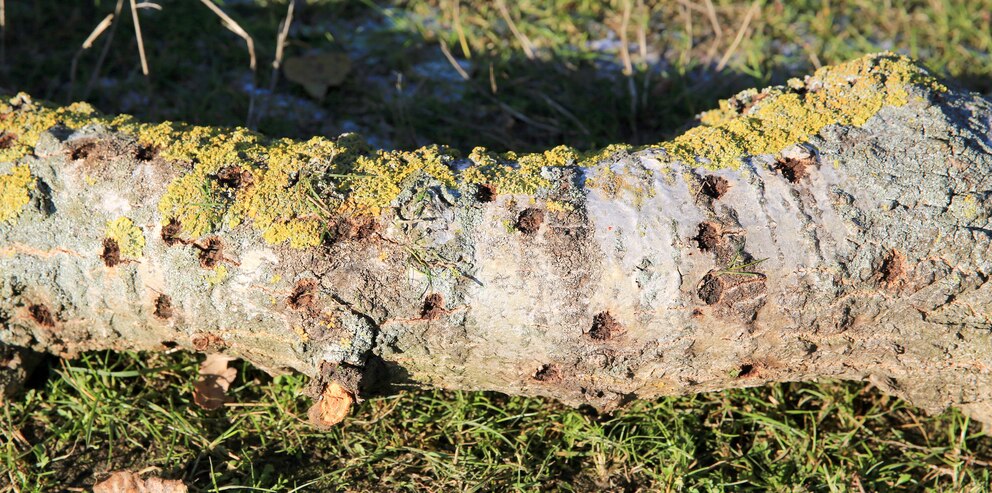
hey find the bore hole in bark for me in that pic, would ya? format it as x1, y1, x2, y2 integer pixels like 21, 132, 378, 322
0, 132, 17, 149
154, 294, 174, 319
69, 141, 97, 160
134, 145, 158, 161
327, 216, 379, 244
589, 311, 624, 341
697, 271, 767, 322
192, 334, 225, 351
534, 363, 563, 382
216, 165, 253, 189
698, 273, 723, 305
701, 175, 729, 199
737, 363, 755, 378
474, 184, 495, 203
198, 237, 224, 269
517, 208, 544, 235
879, 249, 907, 287
101, 238, 121, 267
421, 293, 445, 320
161, 218, 183, 246
28, 304, 55, 327
775, 157, 814, 182
693, 221, 723, 252
288, 279, 317, 311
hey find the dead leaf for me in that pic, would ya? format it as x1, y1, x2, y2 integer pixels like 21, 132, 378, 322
93, 471, 187, 493
307, 380, 353, 428
283, 52, 351, 100
193, 353, 237, 410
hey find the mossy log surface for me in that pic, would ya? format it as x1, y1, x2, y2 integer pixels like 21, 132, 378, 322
3, 53, 992, 423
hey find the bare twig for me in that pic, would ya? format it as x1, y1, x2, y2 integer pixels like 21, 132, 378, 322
439, 40, 470, 81
272, 0, 294, 74
69, 12, 116, 102
249, 0, 295, 129
198, 0, 256, 71
716, 1, 760, 72
129, 0, 150, 76
536, 92, 591, 137
496, 0, 535, 60
619, 0, 634, 76
83, 14, 117, 50
618, 0, 637, 137
198, 0, 257, 125
636, 0, 650, 109
1, 0, 6, 66
703, 0, 723, 38
679, 1, 694, 67
84, 0, 126, 100
452, 0, 470, 59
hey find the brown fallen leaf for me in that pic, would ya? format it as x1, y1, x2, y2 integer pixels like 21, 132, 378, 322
307, 380, 354, 428
283, 52, 351, 100
93, 471, 187, 493
193, 353, 237, 410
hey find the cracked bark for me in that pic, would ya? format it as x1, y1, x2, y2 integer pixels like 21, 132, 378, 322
3, 55, 992, 425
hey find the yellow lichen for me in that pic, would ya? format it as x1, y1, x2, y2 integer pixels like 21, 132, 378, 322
0, 94, 103, 163
0, 165, 34, 224
459, 146, 568, 195
293, 324, 309, 342
0, 53, 947, 248
205, 264, 228, 285
665, 52, 947, 169
105, 217, 145, 259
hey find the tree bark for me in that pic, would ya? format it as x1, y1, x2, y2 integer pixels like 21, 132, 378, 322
2, 52, 992, 424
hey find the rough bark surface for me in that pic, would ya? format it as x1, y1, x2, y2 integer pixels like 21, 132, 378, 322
2, 53, 992, 423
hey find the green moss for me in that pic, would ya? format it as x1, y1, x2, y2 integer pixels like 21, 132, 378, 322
0, 164, 34, 224
105, 217, 145, 259
664, 52, 947, 169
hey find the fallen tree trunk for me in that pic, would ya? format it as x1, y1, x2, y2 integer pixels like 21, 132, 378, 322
2, 52, 992, 425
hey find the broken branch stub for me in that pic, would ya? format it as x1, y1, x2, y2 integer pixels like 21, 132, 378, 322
2, 53, 992, 426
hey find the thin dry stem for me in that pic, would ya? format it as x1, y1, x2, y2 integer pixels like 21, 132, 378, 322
716, 1, 760, 71
83, 13, 116, 50
84, 0, 125, 100
249, 0, 295, 129
69, 12, 117, 101
198, 0, 257, 71
452, 0, 470, 59
129, 0, 149, 76
496, 0, 535, 60
439, 40, 470, 81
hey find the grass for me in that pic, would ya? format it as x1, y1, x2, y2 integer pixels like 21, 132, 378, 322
3, 351, 991, 491
1, 0, 992, 490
